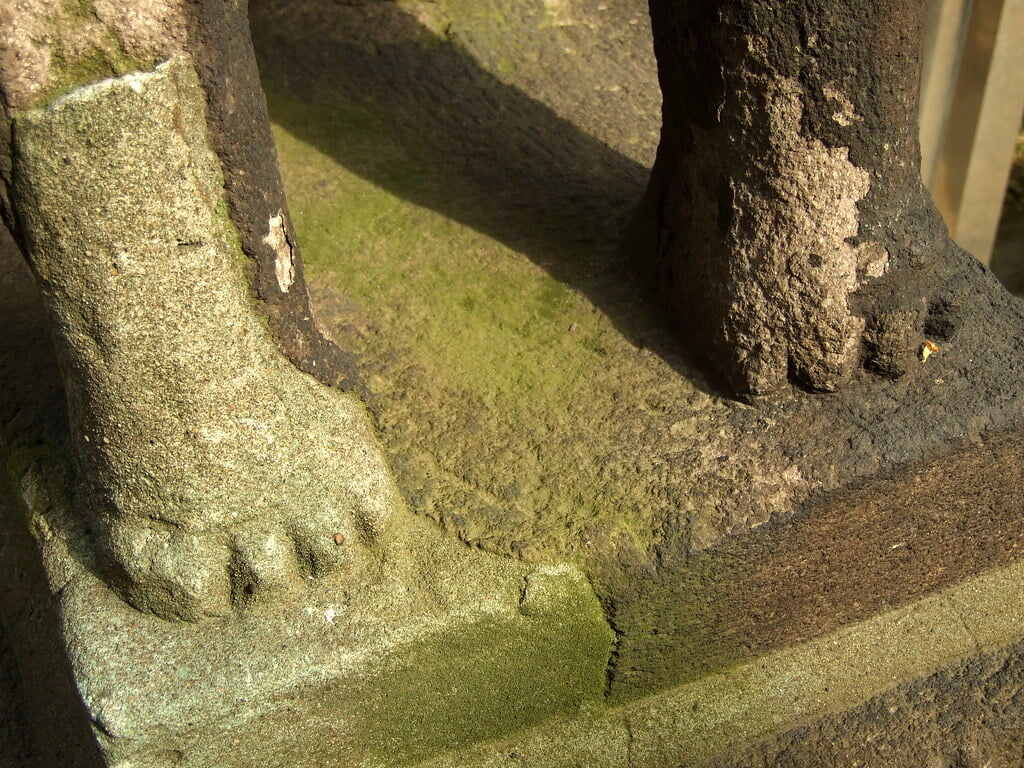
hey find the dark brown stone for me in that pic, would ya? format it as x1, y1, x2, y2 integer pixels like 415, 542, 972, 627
182, 1, 370, 404
633, 0, 961, 396
608, 427, 1024, 698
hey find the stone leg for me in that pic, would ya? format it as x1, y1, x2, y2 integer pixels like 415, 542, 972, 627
11, 57, 398, 622
636, 0, 969, 396
2, 62, 612, 767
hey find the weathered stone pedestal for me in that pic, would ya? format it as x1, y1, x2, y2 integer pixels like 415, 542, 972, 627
6, 197, 1024, 766
3, 2, 1024, 764
47, 528, 609, 767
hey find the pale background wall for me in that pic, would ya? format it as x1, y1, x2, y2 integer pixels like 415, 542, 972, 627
920, 0, 1024, 265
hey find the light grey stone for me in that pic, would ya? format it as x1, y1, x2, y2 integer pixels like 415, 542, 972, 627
12, 57, 401, 621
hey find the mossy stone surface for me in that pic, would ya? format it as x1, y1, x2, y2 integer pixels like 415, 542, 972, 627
253, 0, 1024, 699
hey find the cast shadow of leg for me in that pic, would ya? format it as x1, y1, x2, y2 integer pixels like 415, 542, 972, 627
249, 0, 708, 385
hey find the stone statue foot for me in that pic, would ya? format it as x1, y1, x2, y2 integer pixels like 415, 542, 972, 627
93, 374, 399, 621
12, 58, 402, 621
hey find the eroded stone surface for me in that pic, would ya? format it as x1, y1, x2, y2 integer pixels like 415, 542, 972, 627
659, 40, 887, 395
711, 70, 871, 393
635, 0, 956, 396
255, 0, 1024, 699
0, 0, 186, 110
11, 58, 402, 621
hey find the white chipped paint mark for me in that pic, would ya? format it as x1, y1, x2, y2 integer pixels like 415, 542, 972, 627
324, 607, 336, 624
52, 69, 161, 110
264, 212, 295, 293
823, 83, 859, 127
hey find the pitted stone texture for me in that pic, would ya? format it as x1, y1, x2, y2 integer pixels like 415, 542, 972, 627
710, 72, 872, 393
11, 57, 400, 621
660, 40, 886, 395
0, 0, 187, 110
637, 0, 953, 397
56, 544, 612, 767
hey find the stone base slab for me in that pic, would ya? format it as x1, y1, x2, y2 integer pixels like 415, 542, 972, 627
5, 503, 611, 768
419, 557, 1024, 768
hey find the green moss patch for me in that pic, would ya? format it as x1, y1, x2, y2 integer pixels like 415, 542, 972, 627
267, 85, 715, 567
264, 73, 760, 697
262, 38, 751, 692
352, 566, 612, 765
39, 6, 154, 108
